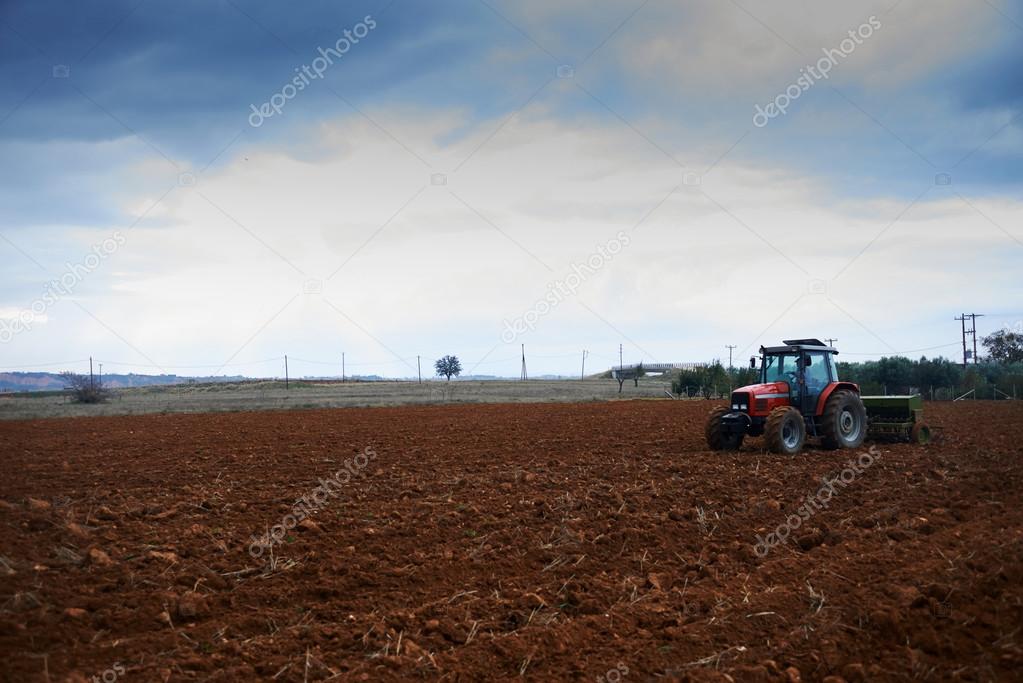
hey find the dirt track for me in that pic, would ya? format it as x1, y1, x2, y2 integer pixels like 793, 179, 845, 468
1, 401, 1021, 682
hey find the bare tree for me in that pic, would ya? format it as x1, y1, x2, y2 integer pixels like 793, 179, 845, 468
60, 371, 109, 403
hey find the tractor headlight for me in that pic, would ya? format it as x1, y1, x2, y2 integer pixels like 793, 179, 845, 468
729, 392, 751, 412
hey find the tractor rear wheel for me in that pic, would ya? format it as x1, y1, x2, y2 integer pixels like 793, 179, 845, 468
820, 390, 867, 450
705, 406, 743, 451
764, 406, 806, 455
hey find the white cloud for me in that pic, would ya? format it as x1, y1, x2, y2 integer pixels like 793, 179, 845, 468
0, 307, 48, 323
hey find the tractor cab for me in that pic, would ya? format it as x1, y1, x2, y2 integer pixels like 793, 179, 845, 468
756, 339, 841, 416
706, 338, 867, 454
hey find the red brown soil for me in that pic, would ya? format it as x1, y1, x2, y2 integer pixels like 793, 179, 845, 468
1, 400, 1021, 682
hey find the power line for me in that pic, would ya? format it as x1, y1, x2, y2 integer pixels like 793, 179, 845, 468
291, 356, 418, 368
0, 359, 89, 369
92, 357, 283, 369
839, 341, 963, 356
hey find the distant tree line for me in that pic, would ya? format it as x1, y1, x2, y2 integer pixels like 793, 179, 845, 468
838, 357, 1023, 399
837, 330, 1023, 398
672, 361, 756, 398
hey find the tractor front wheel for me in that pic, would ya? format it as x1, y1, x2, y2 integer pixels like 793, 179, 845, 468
820, 390, 867, 450
705, 406, 743, 451
765, 406, 806, 455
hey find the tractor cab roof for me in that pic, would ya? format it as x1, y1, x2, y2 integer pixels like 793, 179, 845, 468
760, 338, 838, 355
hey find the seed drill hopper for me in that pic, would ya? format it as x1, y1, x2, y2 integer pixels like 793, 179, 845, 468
860, 394, 932, 444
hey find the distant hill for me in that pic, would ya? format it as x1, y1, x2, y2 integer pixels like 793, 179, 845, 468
0, 372, 245, 393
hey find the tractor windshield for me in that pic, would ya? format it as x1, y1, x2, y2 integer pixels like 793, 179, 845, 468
762, 353, 800, 386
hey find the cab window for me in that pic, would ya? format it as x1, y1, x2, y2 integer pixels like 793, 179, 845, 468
762, 354, 799, 385
804, 351, 831, 390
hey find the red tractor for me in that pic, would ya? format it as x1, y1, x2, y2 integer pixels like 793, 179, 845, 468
705, 339, 866, 454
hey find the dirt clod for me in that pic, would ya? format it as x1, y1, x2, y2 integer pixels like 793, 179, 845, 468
86, 548, 113, 567
176, 592, 208, 620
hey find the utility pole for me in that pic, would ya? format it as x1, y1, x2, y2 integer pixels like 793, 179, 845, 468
520, 344, 527, 381
98, 363, 103, 386
616, 344, 625, 394
581, 350, 588, 380
725, 344, 737, 392
970, 313, 984, 364
342, 352, 345, 383
89, 357, 94, 390
955, 314, 984, 367
825, 338, 838, 347
956, 315, 967, 367
417, 355, 422, 384
284, 355, 289, 390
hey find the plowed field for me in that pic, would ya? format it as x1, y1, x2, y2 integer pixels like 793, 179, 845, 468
1, 400, 1021, 682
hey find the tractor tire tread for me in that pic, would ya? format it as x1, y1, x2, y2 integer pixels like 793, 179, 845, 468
765, 406, 806, 454
705, 406, 742, 451
820, 390, 867, 450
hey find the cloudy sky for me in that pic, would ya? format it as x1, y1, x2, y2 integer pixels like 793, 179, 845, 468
1, 0, 1021, 379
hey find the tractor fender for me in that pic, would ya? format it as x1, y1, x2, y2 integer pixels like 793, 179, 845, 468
815, 382, 861, 415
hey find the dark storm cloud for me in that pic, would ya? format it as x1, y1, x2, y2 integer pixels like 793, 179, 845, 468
0, 0, 541, 158
0, 0, 530, 227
